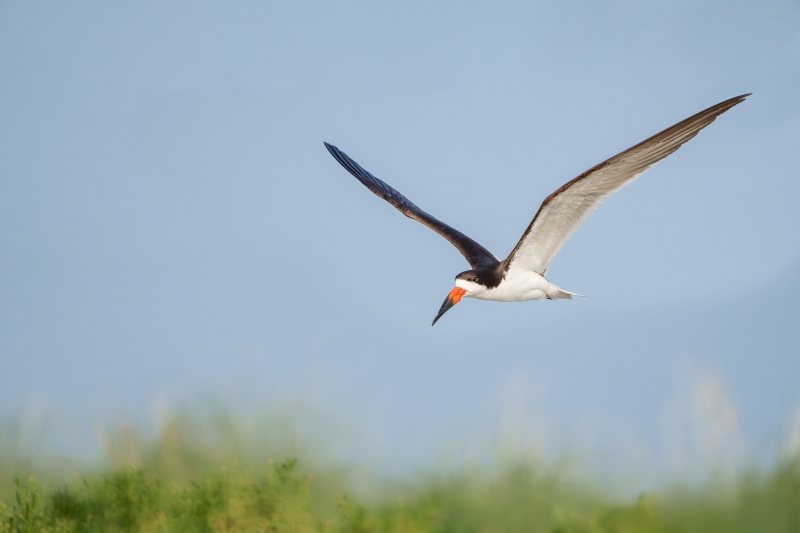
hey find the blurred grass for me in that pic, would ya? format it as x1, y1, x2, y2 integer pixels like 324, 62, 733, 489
1, 409, 799, 532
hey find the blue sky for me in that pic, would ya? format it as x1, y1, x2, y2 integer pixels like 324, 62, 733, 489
1, 0, 799, 473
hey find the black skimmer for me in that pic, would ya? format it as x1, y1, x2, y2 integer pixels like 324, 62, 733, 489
325, 94, 749, 325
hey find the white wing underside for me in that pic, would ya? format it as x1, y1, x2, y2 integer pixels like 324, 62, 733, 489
512, 163, 655, 276
506, 94, 749, 275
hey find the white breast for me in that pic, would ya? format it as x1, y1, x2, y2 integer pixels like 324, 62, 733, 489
457, 268, 557, 302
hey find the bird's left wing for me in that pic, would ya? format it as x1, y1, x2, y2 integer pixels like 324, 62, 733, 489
325, 143, 500, 269
503, 93, 750, 275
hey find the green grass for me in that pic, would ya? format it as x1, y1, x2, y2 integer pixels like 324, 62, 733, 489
1, 411, 799, 532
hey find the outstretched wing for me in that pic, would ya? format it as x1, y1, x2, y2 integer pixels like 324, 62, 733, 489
325, 143, 499, 269
504, 93, 750, 275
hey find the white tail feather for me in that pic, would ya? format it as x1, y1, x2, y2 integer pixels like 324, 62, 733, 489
552, 287, 585, 299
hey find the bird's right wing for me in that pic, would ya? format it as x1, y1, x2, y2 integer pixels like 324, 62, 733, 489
324, 143, 500, 269
503, 93, 750, 275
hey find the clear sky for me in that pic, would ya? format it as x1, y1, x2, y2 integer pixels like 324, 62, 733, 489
1, 0, 799, 474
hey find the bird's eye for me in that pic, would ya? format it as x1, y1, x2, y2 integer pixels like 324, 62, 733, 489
471, 277, 477, 282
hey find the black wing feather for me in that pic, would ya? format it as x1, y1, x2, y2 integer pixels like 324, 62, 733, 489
324, 142, 498, 269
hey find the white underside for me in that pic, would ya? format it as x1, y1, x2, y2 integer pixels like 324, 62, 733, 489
455, 266, 581, 302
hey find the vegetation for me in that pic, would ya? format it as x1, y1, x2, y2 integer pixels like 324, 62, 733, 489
1, 411, 798, 532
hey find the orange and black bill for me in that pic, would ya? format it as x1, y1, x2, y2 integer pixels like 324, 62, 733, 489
432, 287, 467, 326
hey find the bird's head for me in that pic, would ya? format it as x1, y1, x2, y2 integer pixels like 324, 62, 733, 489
431, 270, 484, 325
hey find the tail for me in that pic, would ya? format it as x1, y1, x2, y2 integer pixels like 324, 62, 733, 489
551, 286, 586, 300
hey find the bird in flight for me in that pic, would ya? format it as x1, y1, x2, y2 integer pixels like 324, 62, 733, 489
324, 94, 749, 325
